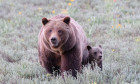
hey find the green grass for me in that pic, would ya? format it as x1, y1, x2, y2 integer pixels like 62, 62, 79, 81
0, 0, 140, 84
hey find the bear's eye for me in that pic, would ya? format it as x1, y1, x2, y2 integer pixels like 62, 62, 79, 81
100, 52, 102, 54
48, 30, 52, 33
58, 30, 62, 34
94, 52, 97, 54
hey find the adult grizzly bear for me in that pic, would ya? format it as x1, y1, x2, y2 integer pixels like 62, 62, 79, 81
38, 15, 88, 77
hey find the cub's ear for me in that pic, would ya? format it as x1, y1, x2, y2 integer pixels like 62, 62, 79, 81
42, 17, 49, 25
99, 45, 102, 49
63, 17, 70, 24
87, 45, 92, 51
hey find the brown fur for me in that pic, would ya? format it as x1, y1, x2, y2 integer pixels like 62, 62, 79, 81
82, 45, 103, 70
38, 15, 88, 77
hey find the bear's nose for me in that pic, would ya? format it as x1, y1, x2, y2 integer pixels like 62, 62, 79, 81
51, 37, 57, 43
99, 56, 102, 59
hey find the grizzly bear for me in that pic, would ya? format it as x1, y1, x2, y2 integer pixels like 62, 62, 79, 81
82, 45, 102, 70
38, 15, 88, 77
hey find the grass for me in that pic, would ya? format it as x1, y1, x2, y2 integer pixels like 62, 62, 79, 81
0, 0, 140, 84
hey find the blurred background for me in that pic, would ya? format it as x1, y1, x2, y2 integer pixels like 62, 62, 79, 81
0, 0, 140, 84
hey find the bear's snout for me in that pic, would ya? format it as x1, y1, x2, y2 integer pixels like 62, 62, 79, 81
50, 37, 59, 47
98, 56, 102, 59
51, 37, 57, 43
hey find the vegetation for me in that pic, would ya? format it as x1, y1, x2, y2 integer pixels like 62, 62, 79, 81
0, 0, 140, 84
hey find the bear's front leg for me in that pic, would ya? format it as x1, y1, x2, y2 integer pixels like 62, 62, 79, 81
91, 61, 96, 70
44, 61, 60, 75
97, 60, 102, 71
43, 60, 54, 74
61, 46, 81, 77
40, 52, 60, 74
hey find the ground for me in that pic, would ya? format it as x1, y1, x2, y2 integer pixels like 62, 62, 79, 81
0, 0, 140, 84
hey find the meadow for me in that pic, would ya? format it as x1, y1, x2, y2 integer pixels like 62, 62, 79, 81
0, 0, 140, 84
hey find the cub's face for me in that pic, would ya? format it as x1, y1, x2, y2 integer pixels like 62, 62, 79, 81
42, 17, 70, 48
87, 45, 102, 61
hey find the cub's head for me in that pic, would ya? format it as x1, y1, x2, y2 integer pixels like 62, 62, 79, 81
41, 17, 71, 49
87, 45, 102, 60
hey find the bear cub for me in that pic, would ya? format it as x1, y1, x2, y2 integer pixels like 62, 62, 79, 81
82, 45, 103, 70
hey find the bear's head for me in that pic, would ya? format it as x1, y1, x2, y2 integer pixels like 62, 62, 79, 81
87, 45, 102, 61
41, 17, 71, 49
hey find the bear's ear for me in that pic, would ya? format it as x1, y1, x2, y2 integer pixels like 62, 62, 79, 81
63, 17, 70, 24
87, 45, 92, 51
42, 17, 49, 25
99, 45, 102, 49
